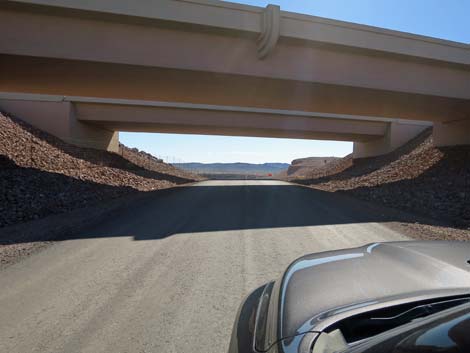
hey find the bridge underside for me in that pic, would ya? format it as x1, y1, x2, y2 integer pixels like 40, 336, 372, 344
0, 54, 456, 158
0, 93, 430, 158
0, 0, 469, 158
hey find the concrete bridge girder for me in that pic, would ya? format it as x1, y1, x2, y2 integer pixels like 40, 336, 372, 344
2, 54, 468, 125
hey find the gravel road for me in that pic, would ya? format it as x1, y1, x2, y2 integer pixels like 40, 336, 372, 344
0, 180, 408, 353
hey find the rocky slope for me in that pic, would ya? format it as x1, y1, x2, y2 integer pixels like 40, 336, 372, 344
0, 111, 199, 228
292, 128, 470, 228
119, 144, 200, 181
286, 156, 341, 178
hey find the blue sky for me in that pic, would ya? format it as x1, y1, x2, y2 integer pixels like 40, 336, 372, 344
121, 0, 470, 164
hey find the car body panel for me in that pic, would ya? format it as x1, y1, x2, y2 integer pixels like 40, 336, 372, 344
280, 241, 470, 339
228, 241, 470, 353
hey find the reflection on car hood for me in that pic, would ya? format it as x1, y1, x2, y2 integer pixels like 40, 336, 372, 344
280, 241, 470, 339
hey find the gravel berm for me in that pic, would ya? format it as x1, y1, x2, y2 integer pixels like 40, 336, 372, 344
290, 128, 470, 239
0, 111, 201, 229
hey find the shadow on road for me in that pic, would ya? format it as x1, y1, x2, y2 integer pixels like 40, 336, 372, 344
1, 158, 448, 246
62, 182, 441, 243
0, 169, 448, 246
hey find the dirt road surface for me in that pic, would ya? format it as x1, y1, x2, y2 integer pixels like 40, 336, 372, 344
0, 180, 408, 353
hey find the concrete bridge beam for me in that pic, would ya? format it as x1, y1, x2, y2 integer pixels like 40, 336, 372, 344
0, 96, 119, 152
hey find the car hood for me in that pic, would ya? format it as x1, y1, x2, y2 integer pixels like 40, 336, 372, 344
279, 241, 470, 340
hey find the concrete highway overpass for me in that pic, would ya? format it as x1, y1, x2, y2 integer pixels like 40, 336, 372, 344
0, 0, 468, 158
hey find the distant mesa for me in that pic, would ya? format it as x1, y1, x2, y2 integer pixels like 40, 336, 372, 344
173, 162, 289, 179
173, 159, 340, 180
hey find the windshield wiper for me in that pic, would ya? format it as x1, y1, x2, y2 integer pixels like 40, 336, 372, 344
369, 297, 470, 326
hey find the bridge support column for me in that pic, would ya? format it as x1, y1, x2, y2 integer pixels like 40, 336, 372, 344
433, 121, 470, 147
0, 97, 119, 152
353, 120, 430, 159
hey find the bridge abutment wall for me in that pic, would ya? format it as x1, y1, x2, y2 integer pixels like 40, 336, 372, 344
433, 121, 470, 147
0, 98, 119, 152
352, 120, 431, 159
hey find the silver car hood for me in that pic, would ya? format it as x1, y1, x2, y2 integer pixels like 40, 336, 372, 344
279, 241, 470, 340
